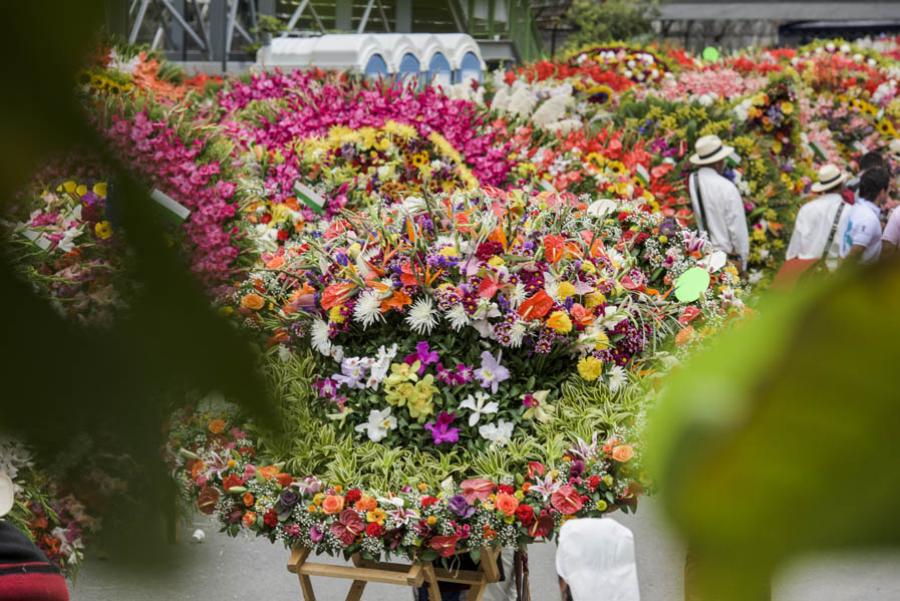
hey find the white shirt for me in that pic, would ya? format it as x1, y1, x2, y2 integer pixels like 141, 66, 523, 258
689, 167, 750, 269
785, 192, 850, 271
841, 197, 882, 264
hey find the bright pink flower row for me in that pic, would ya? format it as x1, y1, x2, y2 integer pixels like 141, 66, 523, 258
217, 69, 512, 195
105, 111, 239, 281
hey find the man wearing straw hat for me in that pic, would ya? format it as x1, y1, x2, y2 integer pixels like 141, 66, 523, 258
688, 135, 750, 272
784, 164, 852, 273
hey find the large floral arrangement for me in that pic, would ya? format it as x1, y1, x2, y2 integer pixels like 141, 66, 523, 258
2, 173, 129, 324
230, 189, 742, 454
169, 406, 641, 560
0, 437, 98, 575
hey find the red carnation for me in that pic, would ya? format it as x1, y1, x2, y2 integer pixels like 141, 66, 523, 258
276, 473, 294, 488
263, 509, 278, 528
515, 504, 535, 527
421, 496, 438, 508
497, 484, 515, 495
346, 488, 363, 505
366, 523, 385, 538
588, 475, 601, 492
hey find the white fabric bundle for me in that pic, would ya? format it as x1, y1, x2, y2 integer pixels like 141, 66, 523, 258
555, 518, 640, 601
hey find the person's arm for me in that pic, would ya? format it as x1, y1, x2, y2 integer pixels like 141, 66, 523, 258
846, 244, 867, 261
727, 186, 750, 271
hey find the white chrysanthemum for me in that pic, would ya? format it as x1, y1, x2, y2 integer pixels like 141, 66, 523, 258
446, 304, 470, 331
508, 282, 527, 310
508, 321, 527, 348
353, 290, 383, 329
405, 297, 437, 335
607, 365, 628, 393
310, 319, 332, 356
532, 95, 569, 128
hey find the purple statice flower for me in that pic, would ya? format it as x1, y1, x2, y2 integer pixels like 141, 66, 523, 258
475, 351, 510, 393
404, 341, 440, 376
448, 494, 476, 519
424, 412, 459, 445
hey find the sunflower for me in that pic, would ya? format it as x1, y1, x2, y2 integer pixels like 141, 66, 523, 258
585, 152, 606, 171
606, 160, 627, 177
411, 151, 430, 168
876, 119, 897, 139
584, 84, 614, 106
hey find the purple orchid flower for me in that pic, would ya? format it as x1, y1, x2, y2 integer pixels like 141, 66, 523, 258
424, 412, 460, 445
404, 341, 440, 376
475, 351, 510, 393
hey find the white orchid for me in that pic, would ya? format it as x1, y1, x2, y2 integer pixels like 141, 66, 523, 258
354, 408, 397, 442
459, 391, 499, 426
478, 419, 515, 446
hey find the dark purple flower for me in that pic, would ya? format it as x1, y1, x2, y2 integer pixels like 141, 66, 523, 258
424, 412, 459, 445
448, 494, 475, 519
404, 341, 440, 375
569, 459, 585, 479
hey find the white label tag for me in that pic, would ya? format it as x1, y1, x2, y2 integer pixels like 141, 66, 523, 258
151, 189, 191, 221
294, 182, 326, 214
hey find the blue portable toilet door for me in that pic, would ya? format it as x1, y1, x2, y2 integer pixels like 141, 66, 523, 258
364, 54, 389, 80
397, 53, 420, 83
428, 52, 452, 88
455, 51, 482, 85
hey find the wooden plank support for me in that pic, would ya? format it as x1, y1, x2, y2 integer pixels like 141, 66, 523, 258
422, 563, 442, 601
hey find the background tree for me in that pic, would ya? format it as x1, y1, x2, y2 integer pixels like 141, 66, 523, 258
562, 0, 659, 51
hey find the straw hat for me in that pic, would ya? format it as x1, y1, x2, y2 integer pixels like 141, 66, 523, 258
689, 134, 734, 166
0, 473, 14, 518
811, 163, 849, 193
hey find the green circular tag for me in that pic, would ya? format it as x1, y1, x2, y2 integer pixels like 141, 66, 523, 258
702, 46, 720, 62
674, 267, 711, 303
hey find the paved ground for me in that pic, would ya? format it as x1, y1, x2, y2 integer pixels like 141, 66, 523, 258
71, 498, 900, 600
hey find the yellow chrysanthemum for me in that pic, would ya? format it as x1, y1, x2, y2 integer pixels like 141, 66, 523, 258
577, 356, 603, 382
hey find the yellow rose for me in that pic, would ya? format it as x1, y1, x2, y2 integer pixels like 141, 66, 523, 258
92, 182, 108, 198
546, 311, 573, 334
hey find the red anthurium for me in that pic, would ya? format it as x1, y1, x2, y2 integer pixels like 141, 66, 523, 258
517, 290, 553, 321
551, 484, 584, 515
429, 534, 461, 558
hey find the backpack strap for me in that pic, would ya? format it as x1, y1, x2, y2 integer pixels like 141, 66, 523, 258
691, 172, 709, 234
822, 201, 846, 259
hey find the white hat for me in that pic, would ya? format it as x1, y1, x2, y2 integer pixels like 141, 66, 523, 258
811, 163, 849, 193
0, 473, 14, 518
556, 518, 641, 601
689, 134, 734, 166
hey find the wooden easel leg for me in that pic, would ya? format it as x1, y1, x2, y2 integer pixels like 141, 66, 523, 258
288, 547, 317, 601
422, 563, 442, 601
468, 581, 487, 601
345, 555, 368, 601
298, 574, 317, 601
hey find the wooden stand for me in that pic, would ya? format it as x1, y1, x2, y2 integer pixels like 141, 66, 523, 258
287, 546, 502, 601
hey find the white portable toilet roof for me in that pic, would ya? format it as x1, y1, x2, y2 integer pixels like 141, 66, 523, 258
369, 34, 420, 72
307, 34, 384, 72
257, 33, 484, 75
434, 34, 485, 70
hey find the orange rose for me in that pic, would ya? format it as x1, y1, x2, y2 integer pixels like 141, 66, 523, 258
675, 326, 695, 347
612, 444, 634, 463
241, 293, 265, 311
258, 465, 279, 480
242, 511, 257, 528
322, 495, 345, 515
208, 419, 226, 435
265, 254, 285, 269
354, 495, 377, 513
495, 492, 520, 517
242, 492, 255, 507
189, 460, 206, 479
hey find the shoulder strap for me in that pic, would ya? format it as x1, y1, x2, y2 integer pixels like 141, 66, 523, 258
822, 201, 846, 259
691, 173, 709, 234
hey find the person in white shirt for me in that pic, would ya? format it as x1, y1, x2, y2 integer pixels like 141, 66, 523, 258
688, 135, 750, 271
841, 167, 891, 264
785, 164, 852, 271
